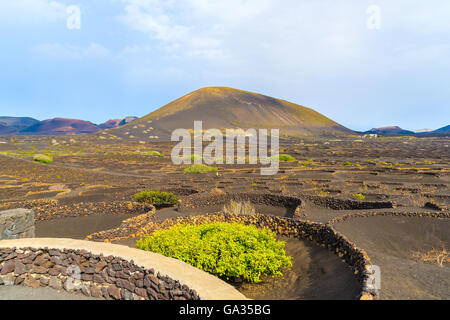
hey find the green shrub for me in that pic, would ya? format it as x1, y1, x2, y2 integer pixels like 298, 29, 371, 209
184, 164, 218, 173
137, 222, 292, 283
344, 161, 352, 166
352, 193, 366, 201
33, 154, 53, 164
268, 154, 296, 162
133, 190, 179, 206
147, 151, 163, 157
278, 154, 297, 162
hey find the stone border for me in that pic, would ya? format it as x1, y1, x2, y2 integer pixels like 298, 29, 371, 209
89, 212, 380, 300
296, 195, 395, 211
179, 193, 303, 214
0, 200, 154, 221
328, 210, 450, 226
178, 192, 395, 218
0, 239, 247, 300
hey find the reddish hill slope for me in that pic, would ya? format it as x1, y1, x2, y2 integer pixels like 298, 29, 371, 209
20, 118, 101, 135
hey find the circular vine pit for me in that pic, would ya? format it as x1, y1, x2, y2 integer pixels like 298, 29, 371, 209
88, 193, 380, 300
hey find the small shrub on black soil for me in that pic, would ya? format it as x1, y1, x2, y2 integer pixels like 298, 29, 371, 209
137, 222, 292, 283
352, 193, 366, 201
147, 151, 163, 157
278, 154, 297, 162
184, 164, 218, 173
133, 190, 179, 206
33, 154, 53, 164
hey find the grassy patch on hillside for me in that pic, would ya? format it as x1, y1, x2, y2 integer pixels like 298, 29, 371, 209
278, 154, 297, 162
184, 164, 218, 173
33, 154, 53, 164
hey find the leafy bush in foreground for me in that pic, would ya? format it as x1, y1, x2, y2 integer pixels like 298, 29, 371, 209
137, 222, 292, 283
183, 164, 218, 173
33, 154, 53, 164
133, 190, 179, 206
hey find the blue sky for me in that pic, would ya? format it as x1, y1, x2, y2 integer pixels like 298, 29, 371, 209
0, 0, 449, 131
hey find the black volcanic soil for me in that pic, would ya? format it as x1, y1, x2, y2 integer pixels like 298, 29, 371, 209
334, 216, 450, 300
35, 214, 140, 239
152, 204, 292, 222
0, 135, 448, 300
234, 237, 361, 300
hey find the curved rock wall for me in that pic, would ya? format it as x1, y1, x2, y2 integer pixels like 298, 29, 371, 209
0, 247, 199, 300
91, 211, 379, 300
0, 200, 154, 221
179, 193, 303, 213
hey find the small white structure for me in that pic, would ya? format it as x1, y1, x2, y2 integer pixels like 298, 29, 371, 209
363, 134, 378, 139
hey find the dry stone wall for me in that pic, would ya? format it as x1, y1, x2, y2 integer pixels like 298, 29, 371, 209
0, 247, 200, 300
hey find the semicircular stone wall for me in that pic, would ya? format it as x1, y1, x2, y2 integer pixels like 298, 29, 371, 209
0, 239, 247, 300
0, 247, 198, 300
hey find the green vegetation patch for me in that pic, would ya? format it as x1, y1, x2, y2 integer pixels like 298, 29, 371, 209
33, 154, 53, 164
133, 190, 179, 206
277, 154, 297, 162
352, 193, 366, 201
147, 151, 163, 157
184, 164, 218, 173
137, 222, 292, 283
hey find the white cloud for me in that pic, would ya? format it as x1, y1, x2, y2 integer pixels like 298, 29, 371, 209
84, 43, 111, 58
0, 0, 67, 23
33, 43, 110, 60
117, 0, 450, 76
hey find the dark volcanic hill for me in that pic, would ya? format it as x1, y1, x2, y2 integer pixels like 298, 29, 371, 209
433, 125, 450, 134
99, 117, 138, 129
20, 118, 101, 135
366, 126, 415, 136
107, 87, 353, 140
99, 119, 122, 130
119, 116, 138, 126
0, 117, 40, 135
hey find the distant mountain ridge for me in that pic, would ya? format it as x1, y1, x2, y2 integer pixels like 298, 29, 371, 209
414, 129, 433, 133
20, 118, 102, 135
433, 125, 450, 134
366, 125, 450, 136
366, 126, 415, 135
99, 119, 122, 130
0, 116, 137, 135
0, 117, 40, 135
